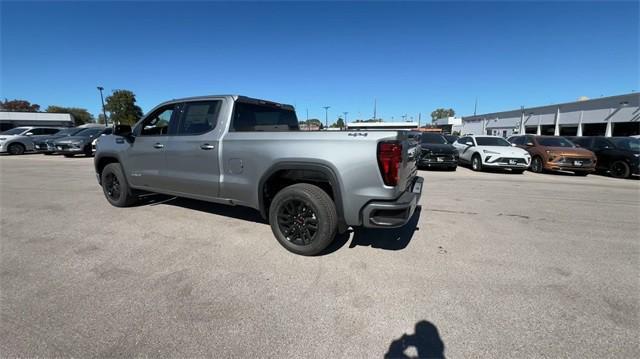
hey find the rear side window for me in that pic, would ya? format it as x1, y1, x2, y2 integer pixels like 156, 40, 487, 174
231, 101, 299, 132
178, 101, 221, 135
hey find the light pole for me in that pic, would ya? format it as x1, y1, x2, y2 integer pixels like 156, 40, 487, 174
97, 86, 108, 126
322, 106, 330, 129
342, 112, 348, 129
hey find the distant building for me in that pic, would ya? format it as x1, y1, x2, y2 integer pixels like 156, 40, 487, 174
460, 93, 639, 137
432, 116, 463, 134
0, 111, 75, 131
346, 122, 419, 130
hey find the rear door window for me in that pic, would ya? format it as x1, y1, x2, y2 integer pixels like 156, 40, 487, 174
231, 101, 298, 132
177, 101, 222, 135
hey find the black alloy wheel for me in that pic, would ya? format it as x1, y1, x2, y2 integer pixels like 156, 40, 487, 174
610, 161, 630, 179
8, 143, 25, 155
277, 198, 319, 246
103, 172, 122, 202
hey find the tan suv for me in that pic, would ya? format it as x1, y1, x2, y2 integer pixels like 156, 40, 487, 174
508, 135, 597, 176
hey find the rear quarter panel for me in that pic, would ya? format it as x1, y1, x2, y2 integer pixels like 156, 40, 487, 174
220, 131, 416, 226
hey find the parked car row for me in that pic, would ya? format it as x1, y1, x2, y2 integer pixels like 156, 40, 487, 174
0, 126, 112, 157
417, 132, 639, 179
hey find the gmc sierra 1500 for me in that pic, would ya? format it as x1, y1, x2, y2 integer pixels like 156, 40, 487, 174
95, 95, 422, 255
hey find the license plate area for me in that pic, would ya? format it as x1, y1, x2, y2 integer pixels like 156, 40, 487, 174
574, 160, 583, 166
509, 159, 517, 165
412, 179, 422, 194
437, 157, 444, 162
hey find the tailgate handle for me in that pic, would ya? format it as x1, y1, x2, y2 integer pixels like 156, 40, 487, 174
200, 144, 215, 150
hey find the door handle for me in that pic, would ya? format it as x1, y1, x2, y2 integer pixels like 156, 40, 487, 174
200, 144, 215, 150
153, 143, 164, 149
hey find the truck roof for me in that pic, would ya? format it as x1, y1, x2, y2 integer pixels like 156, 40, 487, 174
159, 95, 295, 111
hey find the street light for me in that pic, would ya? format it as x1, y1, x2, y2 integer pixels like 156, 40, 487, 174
322, 106, 330, 129
342, 112, 348, 128
97, 86, 108, 126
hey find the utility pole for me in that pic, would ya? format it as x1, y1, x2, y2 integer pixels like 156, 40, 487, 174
474, 97, 478, 116
373, 98, 377, 121
418, 112, 421, 128
343, 112, 348, 124
97, 86, 108, 126
322, 106, 330, 129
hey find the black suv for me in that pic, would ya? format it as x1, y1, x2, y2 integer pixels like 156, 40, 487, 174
418, 132, 458, 170
568, 136, 639, 178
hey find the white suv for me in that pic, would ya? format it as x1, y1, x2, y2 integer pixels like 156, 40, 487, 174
453, 135, 531, 173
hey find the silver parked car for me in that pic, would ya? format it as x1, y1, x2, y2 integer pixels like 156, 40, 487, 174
95, 95, 423, 256
0, 126, 63, 155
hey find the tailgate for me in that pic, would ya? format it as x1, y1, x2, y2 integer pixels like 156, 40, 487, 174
398, 135, 420, 192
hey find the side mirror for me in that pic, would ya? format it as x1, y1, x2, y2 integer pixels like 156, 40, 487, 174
465, 141, 474, 146
114, 125, 132, 137
511, 143, 517, 147
526, 142, 534, 146
25, 132, 33, 136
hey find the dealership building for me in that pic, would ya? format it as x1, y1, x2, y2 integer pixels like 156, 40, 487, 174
460, 93, 639, 138
0, 111, 76, 131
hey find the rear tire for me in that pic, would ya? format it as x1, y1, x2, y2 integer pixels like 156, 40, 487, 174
101, 163, 138, 207
531, 156, 544, 173
471, 154, 482, 172
268, 183, 337, 256
7, 143, 25, 155
610, 161, 630, 179
84, 145, 93, 157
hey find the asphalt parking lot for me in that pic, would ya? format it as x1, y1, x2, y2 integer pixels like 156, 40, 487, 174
1, 155, 638, 358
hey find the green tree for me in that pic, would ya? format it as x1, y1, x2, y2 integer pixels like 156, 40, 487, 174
300, 119, 323, 130
0, 99, 40, 112
430, 108, 455, 122
45, 106, 94, 125
104, 89, 143, 126
331, 118, 345, 129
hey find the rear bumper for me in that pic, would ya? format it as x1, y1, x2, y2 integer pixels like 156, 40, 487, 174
361, 177, 423, 228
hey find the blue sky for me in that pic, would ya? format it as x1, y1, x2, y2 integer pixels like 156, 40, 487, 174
1, 1, 638, 122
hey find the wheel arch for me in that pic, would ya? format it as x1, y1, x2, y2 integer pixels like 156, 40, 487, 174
258, 161, 344, 224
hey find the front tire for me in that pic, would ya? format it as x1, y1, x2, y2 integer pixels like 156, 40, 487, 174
7, 143, 25, 155
574, 171, 590, 177
268, 183, 338, 256
531, 156, 544, 173
511, 169, 525, 174
101, 163, 138, 207
471, 154, 482, 172
610, 161, 630, 179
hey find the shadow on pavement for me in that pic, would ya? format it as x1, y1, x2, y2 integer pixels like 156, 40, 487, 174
348, 206, 421, 251
384, 320, 445, 359
141, 194, 267, 224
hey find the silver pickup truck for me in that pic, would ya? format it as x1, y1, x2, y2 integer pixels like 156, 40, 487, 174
95, 95, 423, 255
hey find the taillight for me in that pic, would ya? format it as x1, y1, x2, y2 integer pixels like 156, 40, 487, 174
377, 141, 402, 186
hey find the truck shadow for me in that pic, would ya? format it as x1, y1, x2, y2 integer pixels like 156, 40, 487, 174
347, 206, 421, 251
140, 194, 267, 224
384, 320, 445, 359
138, 195, 420, 254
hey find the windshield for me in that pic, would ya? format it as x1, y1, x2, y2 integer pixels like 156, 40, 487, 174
537, 137, 575, 148
610, 137, 640, 152
475, 137, 511, 146
73, 128, 103, 137
421, 133, 447, 144
1, 127, 29, 135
